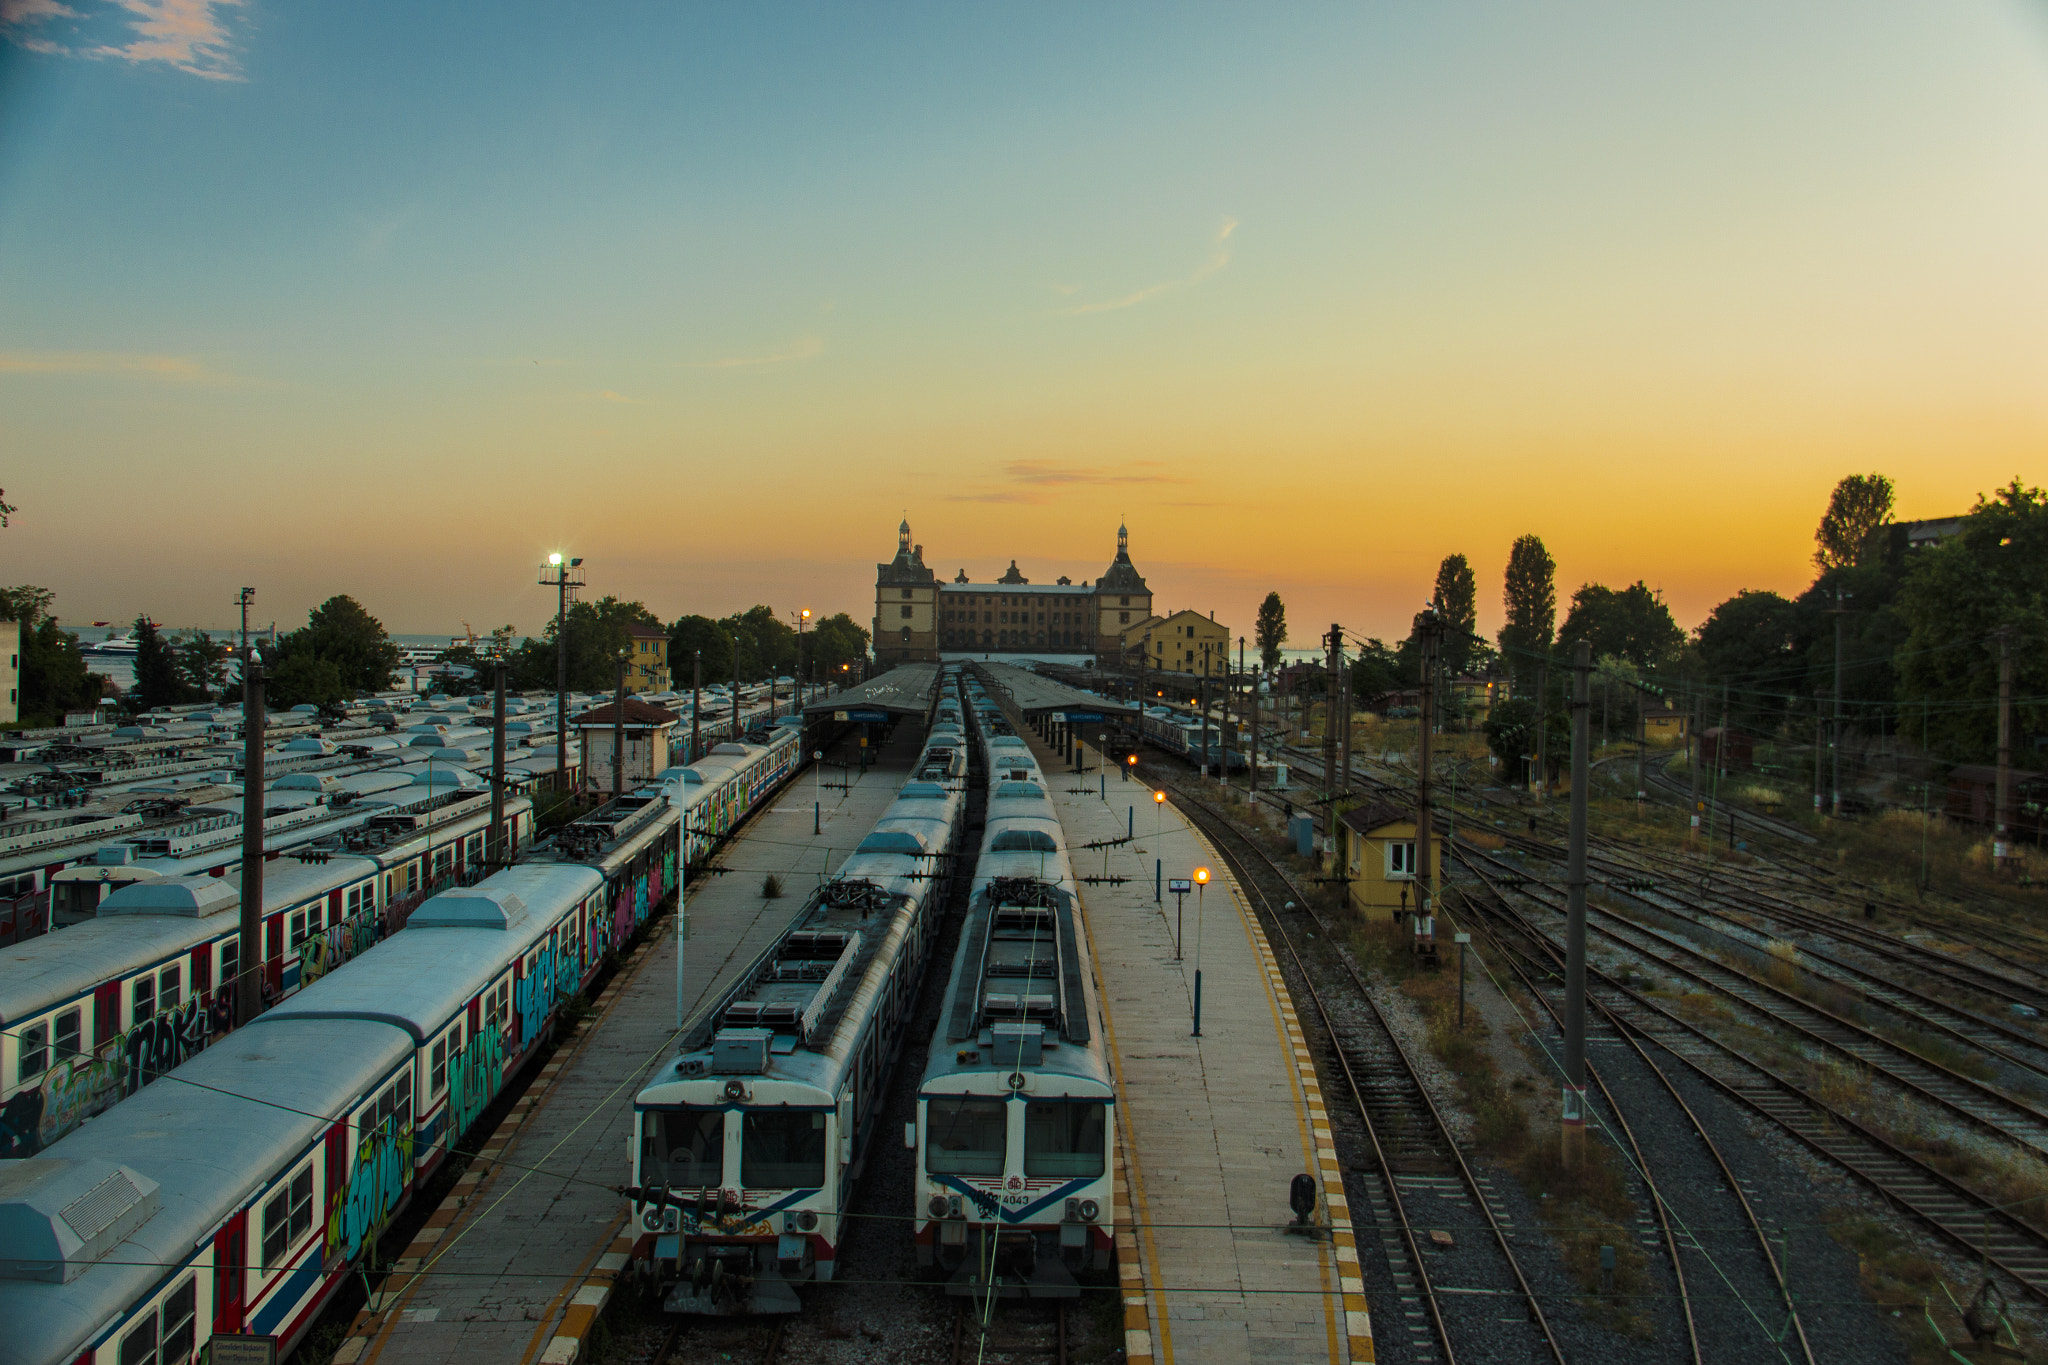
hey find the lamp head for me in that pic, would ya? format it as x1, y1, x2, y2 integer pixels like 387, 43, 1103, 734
570, 557, 583, 567
1154, 790, 1165, 804
548, 553, 562, 567
1194, 867, 1210, 885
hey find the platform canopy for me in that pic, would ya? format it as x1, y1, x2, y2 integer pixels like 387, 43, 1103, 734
802, 662, 942, 721
972, 662, 1137, 719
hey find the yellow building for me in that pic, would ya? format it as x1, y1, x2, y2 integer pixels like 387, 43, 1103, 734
1336, 800, 1446, 915
1448, 675, 1496, 728
1125, 609, 1232, 679
625, 623, 671, 694
1642, 704, 1690, 747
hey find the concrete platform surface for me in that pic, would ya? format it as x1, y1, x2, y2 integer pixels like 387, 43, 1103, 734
1035, 731, 1372, 1365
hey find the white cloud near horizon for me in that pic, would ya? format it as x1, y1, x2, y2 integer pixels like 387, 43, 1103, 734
1056, 217, 1239, 316
0, 349, 228, 381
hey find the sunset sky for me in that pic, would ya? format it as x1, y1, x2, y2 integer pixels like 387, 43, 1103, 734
3, 2, 2046, 648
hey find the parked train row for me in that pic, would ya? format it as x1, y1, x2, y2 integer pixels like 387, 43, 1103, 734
1131, 701, 1249, 773
623, 665, 1114, 1315
0, 727, 803, 1365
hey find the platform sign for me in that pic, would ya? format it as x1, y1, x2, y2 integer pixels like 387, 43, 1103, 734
210, 1338, 277, 1365
1065, 711, 1104, 722
1167, 878, 1192, 894
847, 710, 889, 722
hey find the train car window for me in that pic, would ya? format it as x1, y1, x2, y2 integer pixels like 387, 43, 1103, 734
742, 1111, 827, 1189
398, 1069, 414, 1122
642, 1108, 725, 1187
1024, 1102, 1107, 1178
159, 1275, 196, 1365
261, 1164, 314, 1269
17, 1020, 48, 1082
925, 1098, 1006, 1176
289, 910, 307, 950
158, 964, 181, 1011
132, 972, 155, 1024
54, 1008, 81, 1063
220, 939, 240, 998
118, 1306, 157, 1365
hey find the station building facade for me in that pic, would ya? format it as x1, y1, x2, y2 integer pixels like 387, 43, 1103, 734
872, 520, 1153, 667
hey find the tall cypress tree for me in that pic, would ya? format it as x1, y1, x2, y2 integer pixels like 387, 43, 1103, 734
1431, 554, 1478, 675
132, 616, 182, 712
1498, 535, 1556, 690
1255, 592, 1287, 672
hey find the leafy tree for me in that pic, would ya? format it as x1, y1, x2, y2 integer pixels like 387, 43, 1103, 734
809, 613, 870, 678
1896, 479, 2048, 759
1814, 472, 1895, 571
668, 615, 736, 686
1693, 590, 1799, 731
0, 586, 105, 726
131, 617, 182, 712
174, 632, 230, 703
1498, 534, 1556, 691
1255, 592, 1287, 672
267, 652, 347, 711
723, 605, 797, 682
275, 595, 400, 698
1347, 638, 1402, 704
1557, 581, 1685, 671
1431, 555, 1478, 675
512, 597, 661, 692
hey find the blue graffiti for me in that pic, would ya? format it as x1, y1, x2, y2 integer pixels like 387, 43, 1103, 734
446, 1022, 505, 1140
325, 1116, 415, 1262
514, 941, 559, 1050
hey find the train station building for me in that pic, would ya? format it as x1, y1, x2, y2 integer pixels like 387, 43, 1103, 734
871, 518, 1154, 667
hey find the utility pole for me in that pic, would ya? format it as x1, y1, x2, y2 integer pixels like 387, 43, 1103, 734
540, 555, 583, 799
1323, 625, 1340, 817
1336, 634, 1352, 789
237, 587, 254, 658
1562, 639, 1591, 1166
690, 649, 702, 765
490, 658, 507, 866
1249, 660, 1260, 798
1812, 688, 1825, 815
1996, 626, 2015, 871
1687, 688, 1702, 842
1533, 655, 1551, 798
1416, 611, 1439, 922
612, 653, 627, 802
1831, 587, 1851, 817
237, 651, 266, 1027
731, 640, 741, 742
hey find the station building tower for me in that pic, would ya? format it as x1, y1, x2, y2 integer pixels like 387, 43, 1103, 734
872, 518, 940, 666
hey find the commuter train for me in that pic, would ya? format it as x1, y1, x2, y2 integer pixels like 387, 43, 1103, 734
626, 681, 967, 1314
914, 679, 1114, 1294
0, 730, 804, 1365
1133, 703, 1249, 773
0, 794, 534, 1158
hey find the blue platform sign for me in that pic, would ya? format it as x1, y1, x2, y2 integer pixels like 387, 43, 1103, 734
1064, 711, 1104, 722
847, 710, 889, 722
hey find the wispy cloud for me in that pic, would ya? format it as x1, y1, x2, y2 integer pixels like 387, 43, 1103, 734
1055, 218, 1239, 317
0, 349, 228, 381
595, 389, 633, 404
948, 460, 1187, 504
4, 0, 246, 81
684, 334, 825, 371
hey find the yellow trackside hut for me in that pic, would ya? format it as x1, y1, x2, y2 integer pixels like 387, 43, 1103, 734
1641, 703, 1690, 747
1335, 799, 1445, 915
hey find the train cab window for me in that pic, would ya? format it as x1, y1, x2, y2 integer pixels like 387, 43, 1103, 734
642, 1107, 725, 1186
261, 1164, 315, 1270
741, 1110, 827, 1188
989, 829, 1058, 854
17, 1020, 48, 1082
132, 972, 156, 1024
926, 1098, 1007, 1176
346, 883, 371, 920
1024, 1102, 1106, 1178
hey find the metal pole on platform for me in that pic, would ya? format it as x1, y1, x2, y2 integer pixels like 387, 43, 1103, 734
1192, 867, 1209, 1036
676, 812, 687, 1030
490, 659, 507, 867
237, 651, 265, 1027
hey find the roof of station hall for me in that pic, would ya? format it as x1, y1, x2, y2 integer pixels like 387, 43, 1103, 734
801, 662, 942, 719
972, 663, 1137, 716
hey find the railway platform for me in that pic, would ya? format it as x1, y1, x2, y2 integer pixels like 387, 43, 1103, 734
328, 723, 925, 1365
1034, 735, 1372, 1365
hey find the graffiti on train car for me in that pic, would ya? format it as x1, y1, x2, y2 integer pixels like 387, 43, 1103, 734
325, 1115, 416, 1262
123, 995, 212, 1095
445, 1020, 506, 1139
298, 910, 384, 989
513, 942, 558, 1050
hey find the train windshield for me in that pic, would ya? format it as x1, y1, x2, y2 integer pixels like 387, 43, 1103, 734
640, 1108, 725, 1187
742, 1110, 828, 1188
1024, 1102, 1106, 1178
926, 1098, 1007, 1176
989, 830, 1058, 853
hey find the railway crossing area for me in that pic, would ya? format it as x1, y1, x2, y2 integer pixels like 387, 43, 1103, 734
1032, 730, 1372, 1365
330, 727, 922, 1365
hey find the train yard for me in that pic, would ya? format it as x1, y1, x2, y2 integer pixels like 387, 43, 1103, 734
11, 659, 2048, 1365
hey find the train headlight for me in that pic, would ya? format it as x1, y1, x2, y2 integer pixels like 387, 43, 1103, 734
1079, 1199, 1100, 1222
796, 1209, 819, 1232
928, 1195, 949, 1219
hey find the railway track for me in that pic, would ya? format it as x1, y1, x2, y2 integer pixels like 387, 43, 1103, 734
950, 1300, 1068, 1365
1455, 845, 2048, 1302
1159, 779, 1564, 1365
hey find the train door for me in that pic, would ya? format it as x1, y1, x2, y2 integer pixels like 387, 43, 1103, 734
92, 981, 119, 1053
212, 1209, 248, 1334
263, 914, 285, 998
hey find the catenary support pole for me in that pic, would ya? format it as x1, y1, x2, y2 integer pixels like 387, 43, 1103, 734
1415, 611, 1437, 930
237, 655, 266, 1026
1563, 638, 1591, 1166
691, 649, 701, 764
1831, 586, 1848, 816
612, 655, 626, 802
490, 659, 507, 866
1996, 626, 2015, 871
1534, 655, 1550, 798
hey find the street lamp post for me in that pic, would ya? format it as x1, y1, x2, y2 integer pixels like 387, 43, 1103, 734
1193, 865, 1210, 1037
540, 553, 584, 800
798, 609, 811, 710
